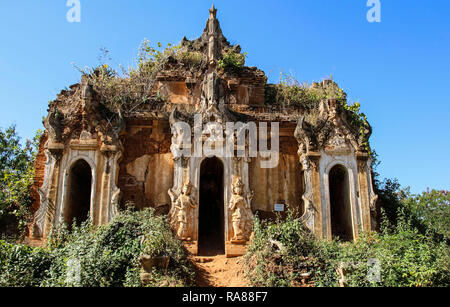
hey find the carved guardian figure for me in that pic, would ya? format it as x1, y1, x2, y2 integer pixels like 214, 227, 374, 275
229, 176, 254, 242
168, 181, 197, 240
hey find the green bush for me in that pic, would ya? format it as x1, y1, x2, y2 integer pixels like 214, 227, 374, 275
322, 217, 450, 287
265, 75, 346, 109
0, 208, 195, 287
0, 241, 52, 287
374, 178, 449, 243
77, 40, 188, 114
244, 213, 321, 287
218, 49, 246, 73
403, 189, 450, 242
0, 126, 41, 238
264, 75, 371, 151
176, 51, 204, 69
244, 208, 450, 287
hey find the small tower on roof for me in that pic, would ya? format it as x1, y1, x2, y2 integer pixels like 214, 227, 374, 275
209, 4, 217, 20
199, 5, 230, 64
208, 5, 219, 64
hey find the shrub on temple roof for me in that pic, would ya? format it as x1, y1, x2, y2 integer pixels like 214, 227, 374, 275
265, 74, 372, 152
218, 49, 247, 73
265, 74, 347, 109
75, 40, 204, 115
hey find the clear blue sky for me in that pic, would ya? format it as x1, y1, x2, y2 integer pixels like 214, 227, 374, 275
0, 1, 449, 193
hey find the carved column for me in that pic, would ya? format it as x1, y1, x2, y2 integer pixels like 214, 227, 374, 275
98, 151, 110, 225
38, 142, 64, 238
232, 157, 242, 177
356, 154, 371, 232
308, 154, 323, 237
299, 154, 315, 232
299, 152, 321, 236
357, 154, 378, 231
356, 153, 379, 232
294, 118, 323, 237
99, 144, 122, 224
109, 149, 122, 222
243, 157, 252, 208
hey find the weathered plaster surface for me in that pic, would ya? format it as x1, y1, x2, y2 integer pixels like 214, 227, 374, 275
31, 8, 377, 258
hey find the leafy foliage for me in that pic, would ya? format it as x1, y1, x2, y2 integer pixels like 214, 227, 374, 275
0, 126, 42, 238
403, 189, 450, 242
174, 50, 204, 70
244, 213, 321, 287
218, 49, 247, 73
265, 75, 344, 109
339, 100, 371, 152
0, 241, 52, 287
245, 203, 450, 287
325, 210, 449, 287
77, 40, 204, 115
264, 74, 371, 151
265, 77, 319, 110
373, 171, 449, 240
0, 209, 195, 287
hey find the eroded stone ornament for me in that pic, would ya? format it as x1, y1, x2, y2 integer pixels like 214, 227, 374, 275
168, 181, 197, 241
229, 176, 254, 242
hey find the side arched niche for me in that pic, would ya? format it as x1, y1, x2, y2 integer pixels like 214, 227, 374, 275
328, 164, 353, 241
63, 159, 93, 228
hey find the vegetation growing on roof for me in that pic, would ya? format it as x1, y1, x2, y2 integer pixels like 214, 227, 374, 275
76, 40, 205, 115
264, 74, 346, 109
265, 74, 372, 152
218, 49, 247, 73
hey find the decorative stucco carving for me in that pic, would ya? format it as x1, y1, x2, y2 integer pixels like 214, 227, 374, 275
367, 160, 379, 214
357, 159, 368, 172
31, 7, 377, 250
299, 154, 316, 232
168, 181, 197, 240
294, 116, 316, 154
229, 176, 254, 242
32, 142, 65, 237
110, 188, 122, 221
294, 97, 371, 157
370, 192, 378, 213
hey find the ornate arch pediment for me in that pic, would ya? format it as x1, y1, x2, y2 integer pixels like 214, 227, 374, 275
295, 100, 365, 155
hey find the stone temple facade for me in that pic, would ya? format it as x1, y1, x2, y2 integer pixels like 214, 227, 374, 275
30, 7, 378, 256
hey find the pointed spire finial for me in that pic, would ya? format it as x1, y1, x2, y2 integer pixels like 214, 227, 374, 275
209, 4, 217, 19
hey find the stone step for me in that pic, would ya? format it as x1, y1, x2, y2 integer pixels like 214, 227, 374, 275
192, 257, 215, 263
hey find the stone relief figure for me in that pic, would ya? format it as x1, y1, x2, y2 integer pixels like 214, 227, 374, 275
299, 155, 315, 232
110, 188, 122, 221
168, 181, 197, 241
229, 176, 254, 242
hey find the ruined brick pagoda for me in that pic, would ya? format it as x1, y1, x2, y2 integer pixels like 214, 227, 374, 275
31, 6, 378, 256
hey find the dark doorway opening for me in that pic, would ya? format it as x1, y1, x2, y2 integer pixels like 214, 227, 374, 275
199, 157, 225, 256
64, 159, 92, 228
329, 165, 353, 241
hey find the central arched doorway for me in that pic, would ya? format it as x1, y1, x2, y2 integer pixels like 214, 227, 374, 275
329, 164, 353, 241
199, 157, 225, 256
64, 159, 92, 228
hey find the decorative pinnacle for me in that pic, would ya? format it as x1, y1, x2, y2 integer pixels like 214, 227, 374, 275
209, 4, 217, 19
